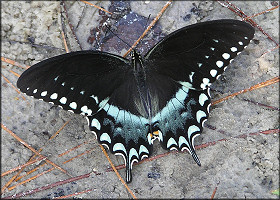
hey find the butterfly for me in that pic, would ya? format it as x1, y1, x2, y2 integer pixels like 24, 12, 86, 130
17, 19, 255, 183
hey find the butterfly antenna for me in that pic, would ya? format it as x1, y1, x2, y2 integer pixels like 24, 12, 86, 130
105, 24, 132, 49
144, 14, 151, 29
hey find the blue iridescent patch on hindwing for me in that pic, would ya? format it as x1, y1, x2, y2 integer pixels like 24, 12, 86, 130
152, 85, 211, 165
87, 103, 151, 183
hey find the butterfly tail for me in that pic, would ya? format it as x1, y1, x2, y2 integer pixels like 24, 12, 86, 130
189, 146, 201, 166
126, 162, 132, 183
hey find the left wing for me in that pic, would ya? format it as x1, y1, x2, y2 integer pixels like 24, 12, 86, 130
17, 51, 130, 116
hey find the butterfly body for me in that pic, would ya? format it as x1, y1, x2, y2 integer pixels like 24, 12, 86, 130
131, 50, 153, 120
17, 19, 255, 183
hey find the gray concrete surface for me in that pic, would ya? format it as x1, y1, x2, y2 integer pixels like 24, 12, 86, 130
1, 1, 279, 199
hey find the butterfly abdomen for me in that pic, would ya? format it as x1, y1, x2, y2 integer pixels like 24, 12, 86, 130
131, 51, 154, 121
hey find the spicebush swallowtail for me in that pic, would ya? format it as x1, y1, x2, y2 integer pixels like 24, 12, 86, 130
17, 19, 255, 183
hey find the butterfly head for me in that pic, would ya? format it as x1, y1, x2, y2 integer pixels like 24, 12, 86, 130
131, 49, 142, 60
131, 49, 145, 73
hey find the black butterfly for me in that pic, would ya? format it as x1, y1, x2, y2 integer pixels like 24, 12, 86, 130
17, 19, 255, 183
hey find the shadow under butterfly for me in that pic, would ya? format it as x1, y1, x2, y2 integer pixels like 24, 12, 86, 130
17, 19, 255, 183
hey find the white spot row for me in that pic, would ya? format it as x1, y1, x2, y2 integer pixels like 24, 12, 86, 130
113, 143, 126, 155
196, 110, 207, 123
59, 97, 67, 104
69, 102, 77, 109
81, 105, 92, 115
40, 90, 98, 114
139, 145, 149, 158
188, 125, 200, 138
199, 93, 208, 106
230, 47, 238, 52
129, 148, 139, 169
179, 136, 189, 149
229, 40, 245, 54
216, 60, 223, 68
222, 53, 230, 60
50, 93, 58, 100
91, 118, 101, 130
41, 91, 47, 96
100, 132, 111, 143
167, 137, 177, 149
200, 78, 211, 89
210, 69, 217, 77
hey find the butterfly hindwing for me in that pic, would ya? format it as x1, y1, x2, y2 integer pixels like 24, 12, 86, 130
87, 105, 152, 183
145, 19, 255, 90
145, 75, 211, 165
154, 86, 211, 165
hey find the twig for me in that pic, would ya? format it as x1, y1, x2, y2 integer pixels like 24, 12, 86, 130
2, 173, 91, 199
1, 74, 27, 101
8, 167, 55, 191
217, 1, 279, 46
1, 56, 29, 69
63, 147, 95, 164
58, 139, 94, 157
212, 76, 280, 105
243, 98, 280, 111
53, 189, 93, 199
243, 5, 279, 20
1, 124, 71, 177
61, 1, 82, 50
123, 0, 172, 57
210, 181, 220, 199
80, 0, 112, 14
1, 156, 45, 177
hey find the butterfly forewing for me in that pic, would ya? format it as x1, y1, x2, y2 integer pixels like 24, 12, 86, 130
17, 51, 130, 115
145, 19, 255, 90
